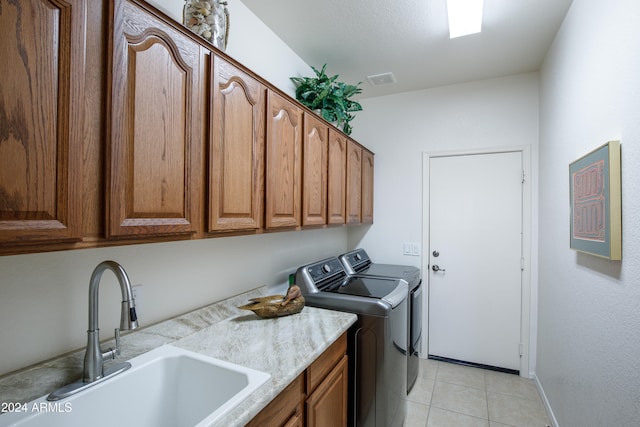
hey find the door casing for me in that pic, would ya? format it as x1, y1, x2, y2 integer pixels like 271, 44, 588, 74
421, 146, 532, 377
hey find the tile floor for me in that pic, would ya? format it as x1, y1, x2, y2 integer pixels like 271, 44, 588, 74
404, 359, 551, 427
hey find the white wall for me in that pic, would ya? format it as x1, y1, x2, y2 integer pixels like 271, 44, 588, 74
537, 0, 640, 425
0, 0, 337, 376
349, 74, 539, 265
349, 73, 540, 372
147, 0, 312, 97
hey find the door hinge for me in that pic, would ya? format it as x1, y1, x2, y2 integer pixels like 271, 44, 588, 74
521, 170, 526, 184
520, 257, 525, 271
519, 343, 524, 356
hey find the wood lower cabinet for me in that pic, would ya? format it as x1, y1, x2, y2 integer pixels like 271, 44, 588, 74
265, 91, 303, 229
106, 0, 205, 238
302, 114, 329, 227
361, 149, 374, 224
327, 130, 348, 225
246, 374, 305, 427
306, 334, 348, 427
248, 333, 348, 427
210, 55, 265, 232
306, 356, 348, 427
0, 0, 86, 245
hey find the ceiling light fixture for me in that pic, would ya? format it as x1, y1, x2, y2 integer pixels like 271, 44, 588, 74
447, 0, 484, 39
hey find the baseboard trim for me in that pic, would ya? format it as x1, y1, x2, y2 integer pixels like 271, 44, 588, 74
532, 373, 559, 427
428, 355, 519, 375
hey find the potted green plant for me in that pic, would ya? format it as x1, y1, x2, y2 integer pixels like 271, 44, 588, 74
290, 64, 362, 135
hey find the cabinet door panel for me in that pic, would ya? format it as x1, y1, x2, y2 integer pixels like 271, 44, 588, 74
327, 130, 347, 225
346, 140, 362, 225
302, 114, 328, 226
107, 0, 204, 237
265, 92, 302, 229
306, 355, 348, 427
210, 56, 265, 231
362, 149, 374, 224
0, 0, 85, 244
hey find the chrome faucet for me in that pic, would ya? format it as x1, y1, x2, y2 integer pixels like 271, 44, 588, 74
84, 260, 139, 382
48, 261, 139, 401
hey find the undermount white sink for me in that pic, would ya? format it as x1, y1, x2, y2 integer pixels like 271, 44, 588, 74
0, 345, 270, 427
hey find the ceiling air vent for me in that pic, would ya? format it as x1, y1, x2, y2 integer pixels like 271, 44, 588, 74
366, 72, 397, 86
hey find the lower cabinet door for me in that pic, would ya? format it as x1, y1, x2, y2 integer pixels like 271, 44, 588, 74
306, 355, 348, 427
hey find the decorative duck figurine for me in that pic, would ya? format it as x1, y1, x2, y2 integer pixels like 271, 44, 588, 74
238, 285, 305, 318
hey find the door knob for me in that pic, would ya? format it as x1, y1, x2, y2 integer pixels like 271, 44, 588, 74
432, 264, 446, 272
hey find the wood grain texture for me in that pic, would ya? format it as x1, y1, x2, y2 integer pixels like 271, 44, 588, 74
327, 130, 347, 225
302, 114, 328, 226
265, 91, 302, 229
106, 0, 204, 237
361, 149, 374, 224
306, 356, 348, 427
0, 0, 85, 243
345, 140, 362, 225
209, 55, 265, 231
246, 373, 304, 427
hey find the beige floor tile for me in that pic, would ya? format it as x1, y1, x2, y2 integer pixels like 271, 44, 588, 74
426, 407, 490, 427
431, 382, 488, 419
436, 361, 486, 390
404, 400, 429, 427
407, 375, 435, 405
419, 358, 439, 380
487, 392, 550, 427
485, 370, 540, 401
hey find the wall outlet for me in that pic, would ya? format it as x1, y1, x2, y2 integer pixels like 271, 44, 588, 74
132, 284, 143, 319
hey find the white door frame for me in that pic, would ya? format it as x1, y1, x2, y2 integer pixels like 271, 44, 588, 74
421, 146, 532, 377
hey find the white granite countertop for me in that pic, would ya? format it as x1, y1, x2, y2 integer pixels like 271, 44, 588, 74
0, 286, 357, 427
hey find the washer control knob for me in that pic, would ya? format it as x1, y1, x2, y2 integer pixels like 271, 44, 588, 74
355, 253, 362, 261
322, 264, 331, 273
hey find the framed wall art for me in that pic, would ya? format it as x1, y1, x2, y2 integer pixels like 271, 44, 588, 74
569, 141, 621, 260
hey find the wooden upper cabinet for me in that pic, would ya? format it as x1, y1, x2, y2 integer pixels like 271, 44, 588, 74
0, 0, 86, 245
106, 0, 205, 238
361, 149, 374, 224
345, 140, 363, 225
302, 114, 328, 227
327, 130, 347, 225
210, 56, 265, 232
265, 91, 303, 229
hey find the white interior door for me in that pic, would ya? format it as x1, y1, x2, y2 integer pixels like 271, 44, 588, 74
428, 151, 523, 371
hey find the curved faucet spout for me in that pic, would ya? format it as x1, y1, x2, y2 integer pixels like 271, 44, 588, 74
48, 261, 140, 400
84, 261, 138, 383
87, 261, 139, 333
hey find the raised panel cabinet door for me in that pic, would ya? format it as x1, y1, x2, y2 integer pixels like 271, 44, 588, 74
107, 0, 205, 237
210, 56, 265, 232
306, 355, 349, 427
327, 130, 347, 225
345, 140, 362, 225
0, 0, 86, 244
265, 91, 302, 229
302, 114, 328, 227
361, 149, 374, 224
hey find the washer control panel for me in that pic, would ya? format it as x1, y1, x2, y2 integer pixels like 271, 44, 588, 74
306, 258, 345, 283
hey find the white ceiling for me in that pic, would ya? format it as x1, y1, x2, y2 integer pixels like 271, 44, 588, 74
240, 0, 574, 99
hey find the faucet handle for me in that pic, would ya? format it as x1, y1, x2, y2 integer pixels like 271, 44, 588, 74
114, 328, 122, 357
102, 328, 122, 360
